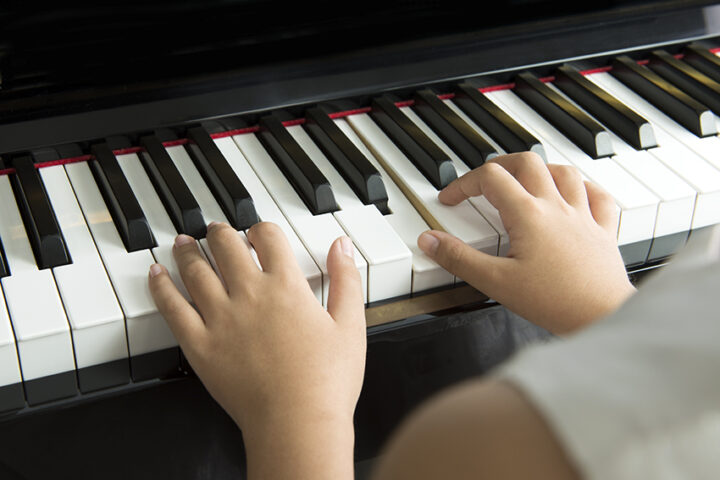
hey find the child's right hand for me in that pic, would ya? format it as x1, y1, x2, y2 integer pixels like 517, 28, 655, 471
417, 152, 635, 334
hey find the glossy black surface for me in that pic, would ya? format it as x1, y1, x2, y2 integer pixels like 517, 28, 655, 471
90, 143, 157, 252
554, 65, 657, 150
185, 127, 259, 230
9, 156, 71, 270
514, 72, 614, 158
0, 306, 553, 480
611, 55, 716, 137
370, 95, 457, 189
453, 83, 547, 159
648, 50, 720, 114
139, 135, 206, 239
304, 107, 389, 213
258, 115, 338, 215
413, 89, 498, 169
683, 43, 720, 84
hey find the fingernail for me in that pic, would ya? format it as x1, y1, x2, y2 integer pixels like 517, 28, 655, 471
149, 264, 163, 278
174, 234, 194, 248
340, 236, 354, 258
418, 231, 440, 256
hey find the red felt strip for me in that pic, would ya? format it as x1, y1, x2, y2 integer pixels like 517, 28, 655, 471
161, 139, 189, 147
328, 107, 372, 119
33, 154, 93, 169
479, 83, 515, 93
281, 118, 306, 127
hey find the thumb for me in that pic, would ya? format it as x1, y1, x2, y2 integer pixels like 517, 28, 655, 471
326, 236, 365, 328
417, 230, 506, 294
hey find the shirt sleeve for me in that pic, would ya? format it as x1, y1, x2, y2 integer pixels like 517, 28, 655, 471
496, 226, 720, 480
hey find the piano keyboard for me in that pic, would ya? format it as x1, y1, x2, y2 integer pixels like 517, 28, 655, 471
2, 44, 720, 412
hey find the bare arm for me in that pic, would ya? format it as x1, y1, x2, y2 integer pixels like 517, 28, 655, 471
373, 379, 580, 480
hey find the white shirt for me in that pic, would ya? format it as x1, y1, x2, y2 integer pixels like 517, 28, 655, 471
498, 225, 720, 480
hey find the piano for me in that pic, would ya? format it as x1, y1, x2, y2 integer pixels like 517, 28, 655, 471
1, 1, 720, 478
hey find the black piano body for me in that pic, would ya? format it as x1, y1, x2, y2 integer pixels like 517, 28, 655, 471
0, 2, 719, 478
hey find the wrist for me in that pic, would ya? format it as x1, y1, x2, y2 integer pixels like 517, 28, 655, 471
243, 409, 356, 480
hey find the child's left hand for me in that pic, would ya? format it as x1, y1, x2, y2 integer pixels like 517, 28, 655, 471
148, 221, 366, 479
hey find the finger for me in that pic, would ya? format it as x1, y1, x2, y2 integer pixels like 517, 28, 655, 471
489, 152, 557, 198
326, 237, 365, 330
173, 234, 228, 314
417, 230, 510, 296
584, 181, 619, 235
206, 222, 261, 293
547, 164, 588, 208
148, 263, 207, 353
246, 222, 303, 276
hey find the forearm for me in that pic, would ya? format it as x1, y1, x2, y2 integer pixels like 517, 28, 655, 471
243, 413, 356, 480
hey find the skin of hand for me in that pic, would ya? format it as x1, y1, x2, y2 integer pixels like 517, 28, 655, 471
417, 152, 636, 334
148, 221, 366, 480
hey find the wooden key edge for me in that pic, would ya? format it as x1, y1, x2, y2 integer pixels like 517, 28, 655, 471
365, 284, 490, 327
347, 120, 446, 233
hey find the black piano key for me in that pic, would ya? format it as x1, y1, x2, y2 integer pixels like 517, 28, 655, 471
412, 89, 498, 169
10, 156, 71, 270
304, 107, 389, 214
89, 143, 156, 252
514, 72, 614, 158
0, 236, 9, 278
370, 95, 457, 189
611, 55, 716, 137
682, 43, 720, 85
139, 135, 206, 239
258, 115, 338, 215
185, 126, 260, 230
554, 65, 657, 150
453, 83, 546, 159
647, 50, 720, 115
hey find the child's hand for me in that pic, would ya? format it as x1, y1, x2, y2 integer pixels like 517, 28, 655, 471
418, 152, 635, 334
148, 222, 365, 478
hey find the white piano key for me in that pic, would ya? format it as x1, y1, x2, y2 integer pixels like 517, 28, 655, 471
545, 82, 696, 258
589, 72, 720, 169
115, 152, 191, 302
64, 162, 172, 360
39, 165, 128, 371
586, 71, 720, 230
400, 106, 510, 257
0, 176, 75, 382
288, 125, 412, 302
231, 133, 367, 305
0, 288, 22, 389
334, 118, 455, 292
487, 89, 658, 253
166, 145, 228, 224
345, 113, 500, 256
213, 137, 323, 302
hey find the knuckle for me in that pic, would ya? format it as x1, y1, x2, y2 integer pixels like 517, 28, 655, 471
553, 165, 581, 184
521, 151, 545, 166
182, 256, 210, 280
439, 240, 469, 273
248, 221, 282, 241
